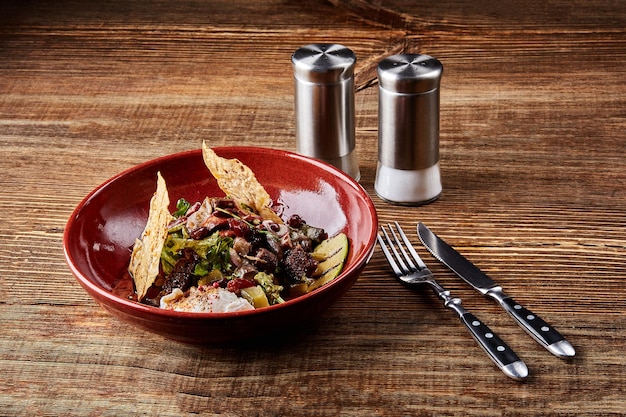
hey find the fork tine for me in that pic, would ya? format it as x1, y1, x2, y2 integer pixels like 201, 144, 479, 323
392, 221, 428, 270
380, 222, 431, 276
387, 226, 413, 273
387, 222, 418, 272
377, 232, 403, 276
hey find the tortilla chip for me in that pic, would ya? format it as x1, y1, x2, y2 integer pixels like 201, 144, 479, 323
202, 141, 282, 223
128, 171, 172, 301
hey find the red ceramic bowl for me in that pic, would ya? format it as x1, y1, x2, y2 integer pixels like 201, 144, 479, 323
64, 147, 378, 344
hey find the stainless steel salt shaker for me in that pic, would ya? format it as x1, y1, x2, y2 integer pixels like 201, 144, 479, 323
291, 44, 360, 180
375, 54, 443, 205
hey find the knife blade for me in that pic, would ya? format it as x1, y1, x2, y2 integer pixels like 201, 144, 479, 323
417, 222, 575, 358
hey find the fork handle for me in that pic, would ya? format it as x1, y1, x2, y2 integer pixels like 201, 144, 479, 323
445, 298, 528, 380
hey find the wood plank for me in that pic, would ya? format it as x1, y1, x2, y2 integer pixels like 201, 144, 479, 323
1, 0, 625, 415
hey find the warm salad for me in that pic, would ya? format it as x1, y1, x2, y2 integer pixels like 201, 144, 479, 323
127, 143, 348, 313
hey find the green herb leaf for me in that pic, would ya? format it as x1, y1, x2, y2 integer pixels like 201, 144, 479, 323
160, 233, 233, 276
173, 198, 191, 218
205, 235, 233, 272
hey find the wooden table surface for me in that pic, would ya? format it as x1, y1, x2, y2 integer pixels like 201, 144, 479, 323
1, 0, 625, 415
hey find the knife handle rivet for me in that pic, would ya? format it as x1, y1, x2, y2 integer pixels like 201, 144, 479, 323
497, 346, 506, 352
541, 326, 550, 332
472, 320, 481, 326
485, 333, 494, 339
514, 304, 522, 310
527, 315, 535, 320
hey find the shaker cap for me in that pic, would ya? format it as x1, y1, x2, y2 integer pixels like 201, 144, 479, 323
378, 54, 443, 94
292, 44, 356, 84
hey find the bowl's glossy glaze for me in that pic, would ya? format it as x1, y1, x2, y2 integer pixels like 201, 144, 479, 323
64, 147, 378, 344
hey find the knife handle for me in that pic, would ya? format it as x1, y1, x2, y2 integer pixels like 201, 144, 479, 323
496, 295, 576, 358
445, 298, 528, 380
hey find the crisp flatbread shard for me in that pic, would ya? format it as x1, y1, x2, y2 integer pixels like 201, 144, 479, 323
202, 141, 283, 223
128, 171, 172, 301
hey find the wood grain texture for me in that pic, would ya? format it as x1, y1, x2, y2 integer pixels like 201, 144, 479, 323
1, 0, 625, 416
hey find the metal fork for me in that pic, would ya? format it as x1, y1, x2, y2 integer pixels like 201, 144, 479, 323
378, 222, 528, 380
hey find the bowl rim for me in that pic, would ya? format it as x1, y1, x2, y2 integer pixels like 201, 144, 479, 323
64, 146, 378, 321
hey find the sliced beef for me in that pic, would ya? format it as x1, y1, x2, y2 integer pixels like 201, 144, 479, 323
161, 248, 200, 294
253, 247, 278, 272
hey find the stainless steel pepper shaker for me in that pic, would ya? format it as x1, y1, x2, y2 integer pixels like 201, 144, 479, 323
291, 44, 360, 181
375, 54, 443, 205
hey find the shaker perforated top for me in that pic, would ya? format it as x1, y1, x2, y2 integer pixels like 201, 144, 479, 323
292, 44, 356, 84
377, 54, 443, 94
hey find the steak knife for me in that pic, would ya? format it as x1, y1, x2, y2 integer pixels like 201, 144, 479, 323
417, 222, 575, 358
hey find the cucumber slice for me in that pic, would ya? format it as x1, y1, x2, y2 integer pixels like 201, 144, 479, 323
308, 233, 349, 291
